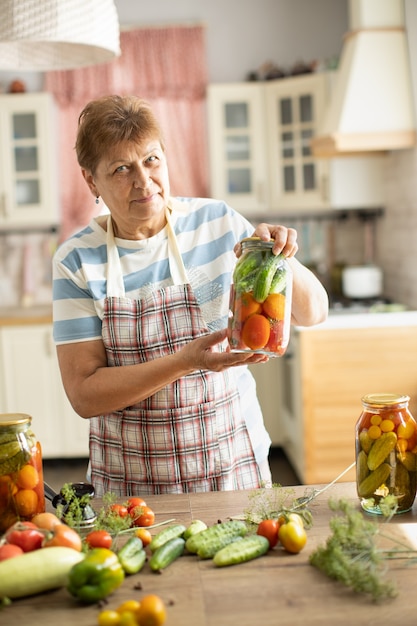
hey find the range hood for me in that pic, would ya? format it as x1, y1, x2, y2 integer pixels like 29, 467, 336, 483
311, 0, 417, 157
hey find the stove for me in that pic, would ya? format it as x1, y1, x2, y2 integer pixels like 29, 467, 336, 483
329, 297, 407, 315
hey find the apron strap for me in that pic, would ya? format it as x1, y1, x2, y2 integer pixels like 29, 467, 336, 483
106, 208, 189, 298
166, 207, 189, 286
106, 215, 125, 297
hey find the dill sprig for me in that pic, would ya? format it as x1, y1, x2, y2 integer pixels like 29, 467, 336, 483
242, 483, 313, 529
309, 498, 405, 602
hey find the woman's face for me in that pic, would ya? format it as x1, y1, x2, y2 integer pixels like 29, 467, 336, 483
83, 136, 170, 239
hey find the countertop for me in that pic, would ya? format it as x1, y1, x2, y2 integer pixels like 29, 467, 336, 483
297, 309, 417, 331
0, 305, 52, 325
5, 482, 417, 626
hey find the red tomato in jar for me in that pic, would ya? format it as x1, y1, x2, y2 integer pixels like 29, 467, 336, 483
5, 521, 44, 552
85, 530, 113, 550
256, 519, 280, 549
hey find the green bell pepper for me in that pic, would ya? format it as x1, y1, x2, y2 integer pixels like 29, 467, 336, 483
67, 547, 124, 603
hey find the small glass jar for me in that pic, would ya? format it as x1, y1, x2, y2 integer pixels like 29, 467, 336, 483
0, 413, 45, 532
356, 394, 417, 515
228, 237, 292, 357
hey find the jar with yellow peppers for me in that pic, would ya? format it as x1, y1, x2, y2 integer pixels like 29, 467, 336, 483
0, 413, 45, 532
356, 394, 417, 514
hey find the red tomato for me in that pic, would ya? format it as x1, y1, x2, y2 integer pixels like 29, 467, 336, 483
131, 505, 155, 527
85, 529, 113, 550
127, 497, 147, 516
43, 523, 82, 551
110, 504, 129, 518
256, 519, 280, 549
5, 521, 44, 552
0, 543, 24, 561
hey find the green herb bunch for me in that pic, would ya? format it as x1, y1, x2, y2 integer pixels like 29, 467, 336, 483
310, 499, 401, 602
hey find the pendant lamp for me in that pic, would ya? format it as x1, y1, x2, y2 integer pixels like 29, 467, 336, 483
0, 0, 121, 71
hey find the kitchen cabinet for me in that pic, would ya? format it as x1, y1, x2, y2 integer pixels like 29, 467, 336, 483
0, 93, 58, 229
0, 323, 89, 458
208, 73, 386, 216
249, 359, 284, 446
280, 314, 417, 484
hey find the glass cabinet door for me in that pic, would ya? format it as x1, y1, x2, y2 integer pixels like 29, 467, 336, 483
0, 93, 58, 227
266, 73, 329, 211
207, 84, 268, 215
12, 112, 41, 206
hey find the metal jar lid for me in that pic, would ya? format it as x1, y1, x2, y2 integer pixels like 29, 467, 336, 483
361, 393, 410, 408
0, 413, 32, 427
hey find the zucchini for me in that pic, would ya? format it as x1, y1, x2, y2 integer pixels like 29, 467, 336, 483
213, 534, 269, 567
0, 546, 85, 599
253, 253, 284, 303
185, 520, 248, 554
149, 536, 185, 571
149, 523, 187, 553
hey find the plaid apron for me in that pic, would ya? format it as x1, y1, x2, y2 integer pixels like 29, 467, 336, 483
89, 210, 261, 496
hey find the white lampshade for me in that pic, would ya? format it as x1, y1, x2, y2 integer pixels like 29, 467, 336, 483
0, 0, 121, 71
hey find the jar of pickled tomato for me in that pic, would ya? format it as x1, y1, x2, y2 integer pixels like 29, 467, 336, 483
228, 237, 292, 357
0, 413, 45, 532
356, 394, 417, 515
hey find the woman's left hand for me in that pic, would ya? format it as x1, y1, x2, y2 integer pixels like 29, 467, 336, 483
234, 223, 298, 258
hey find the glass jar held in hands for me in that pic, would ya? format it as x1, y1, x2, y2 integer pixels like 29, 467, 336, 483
228, 237, 293, 357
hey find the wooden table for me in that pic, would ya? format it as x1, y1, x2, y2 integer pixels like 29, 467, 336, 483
5, 482, 417, 625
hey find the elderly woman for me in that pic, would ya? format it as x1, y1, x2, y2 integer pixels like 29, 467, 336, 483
53, 95, 328, 496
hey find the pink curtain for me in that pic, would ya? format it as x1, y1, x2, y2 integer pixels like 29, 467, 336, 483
44, 25, 209, 240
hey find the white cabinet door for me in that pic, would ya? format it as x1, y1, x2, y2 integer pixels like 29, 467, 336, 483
207, 83, 269, 216
0, 325, 89, 458
209, 75, 386, 216
0, 93, 58, 228
266, 73, 329, 211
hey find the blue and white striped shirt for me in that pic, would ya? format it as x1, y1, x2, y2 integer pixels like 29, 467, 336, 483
52, 197, 271, 463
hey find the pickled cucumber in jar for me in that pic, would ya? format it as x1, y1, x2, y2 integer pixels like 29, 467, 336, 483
355, 394, 417, 515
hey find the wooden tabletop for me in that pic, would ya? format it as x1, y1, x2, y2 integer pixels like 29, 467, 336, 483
5, 482, 417, 625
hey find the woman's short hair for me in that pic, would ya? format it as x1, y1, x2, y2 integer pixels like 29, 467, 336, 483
75, 95, 165, 173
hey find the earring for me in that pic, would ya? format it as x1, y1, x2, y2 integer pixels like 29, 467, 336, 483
95, 196, 100, 205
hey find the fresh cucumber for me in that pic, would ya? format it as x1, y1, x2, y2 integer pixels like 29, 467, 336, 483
183, 519, 208, 540
117, 536, 147, 574
149, 523, 187, 553
185, 520, 248, 555
233, 250, 263, 285
197, 534, 243, 559
213, 534, 269, 567
0, 546, 85, 599
270, 266, 287, 294
149, 536, 185, 571
253, 253, 284, 303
